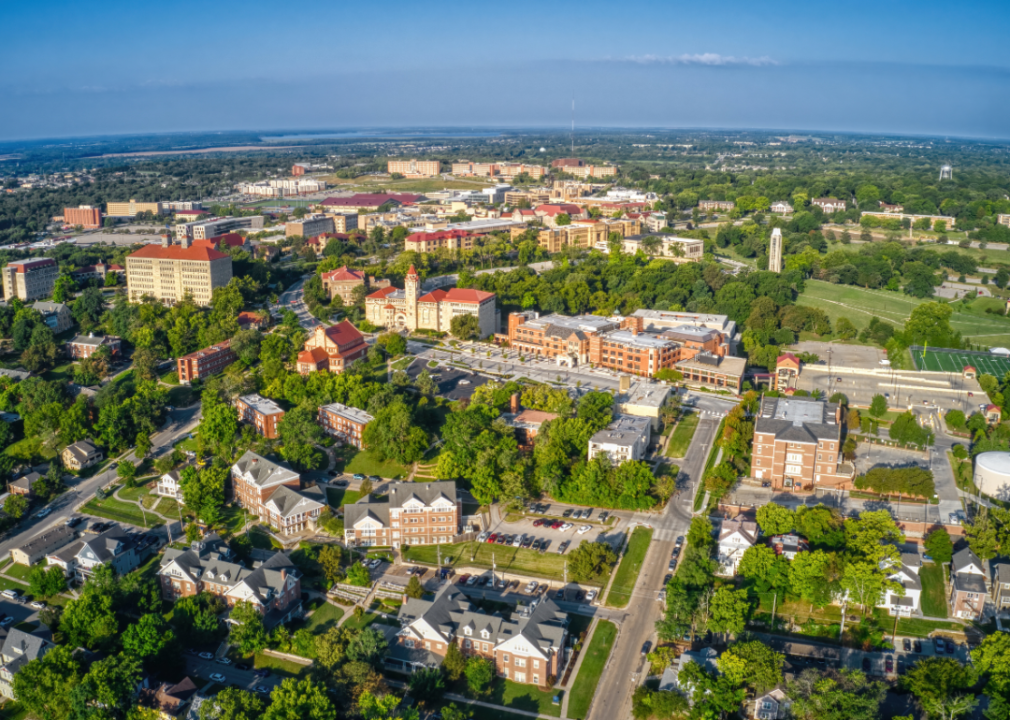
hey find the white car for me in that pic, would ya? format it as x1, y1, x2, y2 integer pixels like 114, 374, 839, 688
466, 575, 479, 586
216, 657, 232, 665
586, 590, 597, 603
512, 535, 523, 547
199, 652, 214, 660
210, 673, 227, 683
30, 601, 45, 610
477, 532, 490, 542
1, 590, 19, 600
560, 522, 573, 532
368, 559, 382, 569
525, 581, 538, 593
577, 525, 592, 534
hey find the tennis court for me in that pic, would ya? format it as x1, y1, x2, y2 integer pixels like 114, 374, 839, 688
911, 346, 1010, 376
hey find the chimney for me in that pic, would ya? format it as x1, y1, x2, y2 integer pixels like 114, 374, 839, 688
180, 235, 191, 249
160, 234, 170, 247
510, 393, 520, 414
620, 375, 631, 392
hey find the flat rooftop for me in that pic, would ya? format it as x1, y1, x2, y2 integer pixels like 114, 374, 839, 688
525, 313, 618, 333
320, 402, 374, 425
617, 381, 671, 410
590, 415, 651, 445
239, 394, 284, 416
760, 396, 836, 426
604, 329, 675, 349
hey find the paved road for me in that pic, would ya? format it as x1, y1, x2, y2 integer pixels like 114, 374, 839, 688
273, 276, 321, 330
0, 404, 202, 559
588, 414, 723, 720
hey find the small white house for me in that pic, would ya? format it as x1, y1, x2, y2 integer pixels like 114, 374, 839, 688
754, 689, 791, 720
878, 552, 921, 617
716, 520, 758, 576
157, 470, 184, 500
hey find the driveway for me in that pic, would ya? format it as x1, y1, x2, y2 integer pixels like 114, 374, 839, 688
183, 655, 285, 694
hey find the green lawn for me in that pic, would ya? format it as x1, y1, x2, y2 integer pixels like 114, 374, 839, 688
81, 494, 162, 528
567, 621, 618, 720
919, 562, 949, 618
403, 541, 609, 584
342, 612, 392, 632
333, 448, 407, 479
432, 702, 531, 720
0, 578, 29, 594
160, 370, 180, 385
0, 701, 31, 720
325, 487, 361, 509
119, 484, 151, 502
605, 527, 652, 608
248, 652, 310, 679
174, 435, 198, 453
303, 602, 345, 634
390, 357, 413, 371
41, 361, 75, 383
4, 559, 44, 581
248, 526, 283, 550
666, 413, 700, 458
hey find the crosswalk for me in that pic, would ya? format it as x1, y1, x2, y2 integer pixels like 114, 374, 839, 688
653, 526, 681, 542
698, 411, 727, 418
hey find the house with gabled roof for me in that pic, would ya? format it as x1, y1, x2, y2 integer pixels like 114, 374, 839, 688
157, 534, 301, 627
950, 546, 988, 620
717, 520, 758, 576
753, 689, 791, 720
140, 677, 199, 720
344, 481, 459, 549
296, 321, 369, 375
878, 551, 921, 617
46, 523, 141, 581
392, 584, 568, 688
230, 451, 324, 535
0, 628, 54, 699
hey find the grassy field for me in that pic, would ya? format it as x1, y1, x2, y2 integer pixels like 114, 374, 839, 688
911, 346, 1010, 376
666, 413, 699, 458
248, 652, 310, 679
4, 559, 45, 581
81, 494, 161, 528
333, 448, 407, 479
567, 621, 618, 720
325, 487, 360, 508
119, 484, 151, 502
920, 562, 949, 618
160, 370, 180, 385
302, 601, 344, 634
605, 527, 652, 608
341, 612, 391, 632
796, 280, 1010, 346
404, 541, 608, 584
41, 361, 75, 383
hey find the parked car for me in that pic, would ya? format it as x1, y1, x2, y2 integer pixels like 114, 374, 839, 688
560, 522, 573, 531
508, 580, 519, 590
672, 546, 681, 557
575, 591, 585, 602
457, 574, 470, 585
539, 539, 551, 553
487, 533, 498, 544
368, 475, 381, 483
210, 674, 227, 683
0, 617, 12, 628
585, 589, 597, 603
512, 535, 523, 547
885, 656, 893, 674
862, 657, 871, 672
903, 638, 911, 652
598, 511, 609, 522
583, 508, 594, 519
562, 509, 573, 518
216, 657, 232, 666
466, 575, 479, 586
577, 525, 591, 534
496, 535, 507, 545
934, 638, 945, 654
525, 581, 538, 593
235, 663, 251, 671
897, 658, 905, 675
555, 588, 565, 601
521, 536, 533, 548
368, 559, 381, 569
254, 669, 271, 677
913, 640, 922, 653
254, 686, 269, 695
668, 559, 678, 571
557, 540, 571, 554
353, 473, 365, 480
641, 641, 652, 656
664, 574, 673, 584
552, 520, 563, 529
199, 652, 214, 660
946, 640, 956, 655
532, 539, 542, 552
675, 536, 684, 547
65, 516, 82, 527
30, 601, 45, 610
477, 532, 490, 542
533, 519, 544, 527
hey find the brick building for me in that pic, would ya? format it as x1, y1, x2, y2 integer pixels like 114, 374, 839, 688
388, 159, 440, 178
230, 451, 324, 536
2, 258, 58, 301
320, 266, 389, 304
343, 481, 459, 548
318, 402, 373, 449
63, 206, 102, 228
236, 394, 285, 439
752, 396, 854, 491
177, 340, 236, 384
68, 333, 121, 359
297, 321, 369, 374
157, 534, 302, 627
404, 230, 480, 254
393, 585, 568, 688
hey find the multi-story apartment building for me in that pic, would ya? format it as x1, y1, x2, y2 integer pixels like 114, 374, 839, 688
285, 214, 335, 238
393, 585, 568, 688
236, 394, 285, 439
318, 403, 373, 449
320, 213, 359, 233
10, 525, 77, 565
344, 481, 460, 548
177, 340, 236, 384
158, 534, 302, 626
567, 164, 617, 179
319, 193, 424, 213
174, 216, 264, 242
403, 230, 480, 253
504, 189, 552, 206
296, 321, 369, 374
950, 547, 988, 620
230, 451, 324, 536
62, 440, 103, 471
105, 200, 168, 217
365, 266, 497, 338
811, 198, 847, 214
237, 179, 327, 197
126, 243, 233, 306
751, 396, 854, 492
388, 159, 440, 178
551, 158, 584, 168
2, 258, 58, 301
587, 415, 652, 463
63, 206, 102, 228
498, 163, 546, 180
68, 333, 121, 359
698, 200, 735, 212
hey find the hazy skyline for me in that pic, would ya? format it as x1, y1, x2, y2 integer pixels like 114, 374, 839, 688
3, 0, 1009, 141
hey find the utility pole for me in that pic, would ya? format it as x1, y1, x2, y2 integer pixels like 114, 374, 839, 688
771, 592, 778, 630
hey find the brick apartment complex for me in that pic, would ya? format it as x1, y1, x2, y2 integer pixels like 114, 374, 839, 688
105, 200, 167, 217
344, 481, 460, 548
950, 547, 988, 620
404, 230, 481, 253
230, 451, 324, 536
158, 534, 302, 626
63, 206, 102, 228
68, 333, 121, 359
2, 258, 58, 301
320, 266, 390, 304
319, 193, 423, 213
177, 340, 236, 384
388, 159, 440, 178
297, 321, 369, 374
125, 243, 233, 306
285, 214, 334, 238
292, 164, 307, 176
237, 179, 326, 197
236, 394, 285, 439
393, 585, 568, 688
567, 165, 616, 179
752, 396, 854, 491
551, 158, 585, 168
318, 402, 373, 449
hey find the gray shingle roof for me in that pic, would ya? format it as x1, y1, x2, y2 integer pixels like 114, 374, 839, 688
232, 451, 299, 488
388, 481, 456, 511
64, 440, 99, 462
952, 547, 984, 575
265, 485, 325, 518
754, 397, 842, 443
0, 628, 53, 675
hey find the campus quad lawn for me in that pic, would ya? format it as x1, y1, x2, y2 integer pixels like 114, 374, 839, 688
325, 487, 360, 509
605, 527, 653, 608
567, 621, 618, 720
333, 448, 407, 479
81, 495, 161, 528
920, 562, 949, 618
403, 541, 607, 584
665, 413, 700, 458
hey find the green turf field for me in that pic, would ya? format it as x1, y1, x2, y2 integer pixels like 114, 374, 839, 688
911, 346, 1010, 376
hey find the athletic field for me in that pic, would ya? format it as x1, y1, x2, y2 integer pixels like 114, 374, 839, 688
910, 346, 1010, 376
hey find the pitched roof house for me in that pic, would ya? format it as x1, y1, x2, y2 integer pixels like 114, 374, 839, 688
950, 547, 988, 620
716, 520, 758, 576
0, 629, 54, 699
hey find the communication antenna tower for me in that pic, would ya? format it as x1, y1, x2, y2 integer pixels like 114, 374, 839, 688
940, 164, 953, 181
571, 94, 575, 155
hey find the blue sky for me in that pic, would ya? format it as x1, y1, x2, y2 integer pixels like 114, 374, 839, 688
2, 0, 1009, 141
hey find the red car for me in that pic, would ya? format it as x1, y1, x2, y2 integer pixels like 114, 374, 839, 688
533, 519, 544, 527
552, 520, 563, 529
457, 574, 470, 585
487, 533, 498, 544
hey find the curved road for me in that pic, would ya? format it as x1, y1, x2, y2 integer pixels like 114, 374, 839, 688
274, 276, 322, 330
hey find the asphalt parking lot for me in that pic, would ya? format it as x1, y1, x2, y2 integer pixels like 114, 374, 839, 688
487, 506, 625, 555
791, 341, 886, 369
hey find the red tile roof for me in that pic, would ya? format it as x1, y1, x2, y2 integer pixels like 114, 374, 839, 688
778, 353, 800, 364
193, 233, 245, 250
535, 204, 582, 216
987, 404, 1001, 412
128, 245, 228, 261
323, 319, 366, 347
298, 347, 328, 364
419, 287, 494, 304
322, 266, 365, 283
367, 286, 398, 300
237, 311, 265, 327
320, 193, 422, 208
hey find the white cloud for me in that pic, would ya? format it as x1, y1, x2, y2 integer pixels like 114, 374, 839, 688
618, 53, 779, 67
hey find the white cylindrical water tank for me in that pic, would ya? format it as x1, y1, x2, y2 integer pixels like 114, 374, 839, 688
975, 452, 1010, 501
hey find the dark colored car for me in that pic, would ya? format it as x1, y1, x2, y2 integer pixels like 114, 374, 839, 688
641, 641, 651, 656
235, 663, 251, 671
457, 574, 470, 585
533, 518, 544, 527
496, 535, 507, 544
885, 656, 894, 674
254, 669, 271, 677
903, 638, 911, 652
562, 509, 573, 518
532, 539, 542, 551
672, 546, 681, 557
668, 559, 677, 571
575, 591, 585, 602
897, 658, 905, 675
913, 640, 922, 654
521, 536, 533, 548
599, 512, 609, 522
862, 657, 871, 672
555, 588, 565, 601
946, 640, 956, 655
540, 539, 551, 553
664, 574, 673, 584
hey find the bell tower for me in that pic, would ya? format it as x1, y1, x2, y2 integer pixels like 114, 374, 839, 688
405, 265, 420, 329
